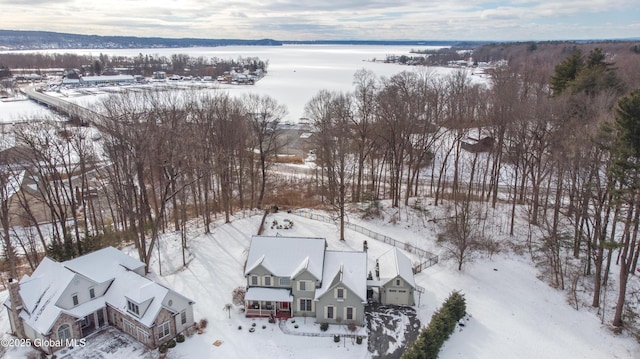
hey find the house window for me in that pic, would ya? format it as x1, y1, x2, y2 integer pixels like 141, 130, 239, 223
264, 276, 272, 286
158, 321, 171, 340
57, 324, 72, 341
299, 298, 313, 312
89, 287, 95, 299
345, 307, 355, 321
181, 310, 187, 325
72, 293, 79, 306
298, 280, 312, 291
396, 279, 401, 286
336, 288, 345, 300
326, 306, 334, 319
251, 276, 258, 286
127, 300, 140, 316
279, 278, 291, 286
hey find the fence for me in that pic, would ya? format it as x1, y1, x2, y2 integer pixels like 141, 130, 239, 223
293, 210, 438, 273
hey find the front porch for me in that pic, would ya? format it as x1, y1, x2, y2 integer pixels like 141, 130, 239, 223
245, 287, 293, 319
78, 307, 108, 337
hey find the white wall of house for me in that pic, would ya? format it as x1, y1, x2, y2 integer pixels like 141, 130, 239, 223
162, 291, 194, 334
55, 274, 99, 309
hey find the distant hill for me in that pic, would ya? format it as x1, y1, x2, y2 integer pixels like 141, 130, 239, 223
280, 40, 490, 47
0, 30, 491, 51
0, 30, 283, 50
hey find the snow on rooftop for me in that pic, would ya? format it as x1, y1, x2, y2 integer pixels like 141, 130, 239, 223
245, 287, 293, 302
2, 169, 25, 201
377, 247, 416, 288
104, 268, 169, 328
80, 75, 135, 82
63, 246, 145, 283
315, 250, 367, 302
19, 257, 76, 334
245, 236, 326, 280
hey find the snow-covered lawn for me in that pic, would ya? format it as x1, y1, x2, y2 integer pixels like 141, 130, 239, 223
1, 206, 638, 358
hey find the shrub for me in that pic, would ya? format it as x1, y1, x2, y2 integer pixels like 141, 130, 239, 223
333, 335, 340, 343
176, 334, 185, 343
294, 324, 299, 329
402, 291, 466, 359
262, 325, 266, 329
158, 344, 168, 353
320, 322, 329, 331
232, 287, 246, 306
166, 339, 177, 349
356, 336, 363, 345
199, 318, 208, 329
238, 325, 242, 330
347, 322, 357, 332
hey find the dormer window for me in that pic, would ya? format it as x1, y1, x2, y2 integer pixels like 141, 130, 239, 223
336, 287, 346, 300
264, 276, 272, 286
127, 300, 140, 316
396, 279, 402, 286
89, 287, 95, 299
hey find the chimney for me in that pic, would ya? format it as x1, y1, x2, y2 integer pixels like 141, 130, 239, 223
7, 278, 25, 338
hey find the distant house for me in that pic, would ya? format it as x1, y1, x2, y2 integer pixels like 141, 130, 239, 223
4, 247, 195, 355
79, 75, 135, 86
243, 235, 410, 326
152, 71, 166, 80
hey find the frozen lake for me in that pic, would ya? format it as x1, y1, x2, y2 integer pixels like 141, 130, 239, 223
1, 45, 478, 123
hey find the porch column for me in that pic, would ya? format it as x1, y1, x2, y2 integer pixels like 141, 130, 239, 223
93, 311, 100, 330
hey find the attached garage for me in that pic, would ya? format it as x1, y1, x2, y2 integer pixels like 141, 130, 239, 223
374, 248, 417, 307
385, 288, 412, 306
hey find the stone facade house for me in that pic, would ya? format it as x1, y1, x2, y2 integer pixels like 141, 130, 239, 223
3, 247, 195, 355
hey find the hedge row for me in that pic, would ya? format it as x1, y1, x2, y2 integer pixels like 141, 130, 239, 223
402, 291, 466, 359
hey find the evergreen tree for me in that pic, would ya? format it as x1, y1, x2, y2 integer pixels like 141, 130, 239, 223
550, 49, 583, 96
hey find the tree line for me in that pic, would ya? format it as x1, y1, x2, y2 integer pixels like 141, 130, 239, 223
0, 52, 268, 78
2, 45, 640, 331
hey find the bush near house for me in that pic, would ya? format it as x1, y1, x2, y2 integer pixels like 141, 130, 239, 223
402, 291, 466, 359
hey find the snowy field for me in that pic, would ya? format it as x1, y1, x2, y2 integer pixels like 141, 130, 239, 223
0, 97, 53, 124
1, 202, 638, 358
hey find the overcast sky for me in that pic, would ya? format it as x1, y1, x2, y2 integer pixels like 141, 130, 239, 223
1, 0, 638, 41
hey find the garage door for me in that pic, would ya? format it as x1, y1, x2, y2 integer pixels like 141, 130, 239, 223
386, 289, 410, 306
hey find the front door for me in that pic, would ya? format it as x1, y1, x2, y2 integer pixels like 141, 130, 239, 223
280, 302, 290, 310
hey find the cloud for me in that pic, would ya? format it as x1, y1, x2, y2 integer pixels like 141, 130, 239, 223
0, 0, 638, 40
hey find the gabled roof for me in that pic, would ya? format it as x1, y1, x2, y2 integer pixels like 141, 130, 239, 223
18, 257, 77, 334
103, 268, 171, 328
244, 236, 326, 281
64, 246, 145, 283
14, 246, 192, 334
377, 247, 416, 288
315, 250, 367, 302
